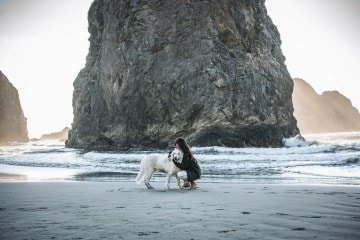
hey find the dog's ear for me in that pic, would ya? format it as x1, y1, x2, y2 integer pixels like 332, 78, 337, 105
169, 151, 174, 161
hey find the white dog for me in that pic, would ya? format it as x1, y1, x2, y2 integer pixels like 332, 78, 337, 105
135, 148, 183, 190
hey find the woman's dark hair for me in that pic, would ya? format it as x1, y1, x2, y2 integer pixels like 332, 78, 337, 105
175, 137, 194, 159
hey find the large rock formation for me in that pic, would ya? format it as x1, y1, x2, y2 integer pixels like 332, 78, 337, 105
66, 0, 299, 150
0, 71, 29, 145
293, 78, 360, 133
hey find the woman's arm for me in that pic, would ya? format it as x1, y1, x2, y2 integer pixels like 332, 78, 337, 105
173, 153, 191, 170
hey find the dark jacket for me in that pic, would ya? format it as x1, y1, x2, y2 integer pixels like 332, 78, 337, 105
173, 152, 201, 182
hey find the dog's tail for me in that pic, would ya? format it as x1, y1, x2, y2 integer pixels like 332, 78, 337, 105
135, 162, 145, 184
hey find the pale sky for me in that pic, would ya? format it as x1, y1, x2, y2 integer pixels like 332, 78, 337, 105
0, 0, 359, 138
266, 0, 360, 109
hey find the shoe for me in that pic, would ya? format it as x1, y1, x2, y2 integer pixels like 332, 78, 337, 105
189, 182, 197, 190
182, 182, 191, 188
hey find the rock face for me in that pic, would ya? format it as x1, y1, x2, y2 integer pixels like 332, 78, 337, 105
293, 78, 360, 133
0, 71, 29, 145
66, 0, 299, 150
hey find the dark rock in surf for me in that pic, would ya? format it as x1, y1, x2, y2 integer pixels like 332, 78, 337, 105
66, 0, 299, 150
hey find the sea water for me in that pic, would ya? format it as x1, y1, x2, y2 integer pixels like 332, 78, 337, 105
0, 132, 359, 185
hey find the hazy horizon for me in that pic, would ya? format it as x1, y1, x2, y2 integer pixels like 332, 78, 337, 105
0, 0, 359, 138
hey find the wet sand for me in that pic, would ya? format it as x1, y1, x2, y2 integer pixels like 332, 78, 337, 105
0, 182, 359, 239
0, 173, 27, 181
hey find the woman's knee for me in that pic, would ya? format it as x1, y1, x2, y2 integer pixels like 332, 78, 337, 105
177, 171, 188, 180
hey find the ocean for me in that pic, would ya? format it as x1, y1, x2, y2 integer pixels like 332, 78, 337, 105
0, 132, 359, 185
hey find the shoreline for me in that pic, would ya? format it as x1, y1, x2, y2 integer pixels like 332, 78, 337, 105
1, 171, 360, 187
2, 163, 359, 186
0, 172, 27, 181
1, 182, 359, 239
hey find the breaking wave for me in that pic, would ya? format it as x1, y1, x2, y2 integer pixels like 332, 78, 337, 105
0, 132, 359, 185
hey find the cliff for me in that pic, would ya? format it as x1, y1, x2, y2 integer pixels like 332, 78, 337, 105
293, 78, 360, 133
0, 71, 29, 145
66, 0, 299, 150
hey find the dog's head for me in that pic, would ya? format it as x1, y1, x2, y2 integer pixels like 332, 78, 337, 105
171, 148, 183, 164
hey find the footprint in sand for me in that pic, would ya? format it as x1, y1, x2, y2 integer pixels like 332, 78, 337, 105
138, 231, 159, 236
292, 227, 306, 231
218, 229, 237, 233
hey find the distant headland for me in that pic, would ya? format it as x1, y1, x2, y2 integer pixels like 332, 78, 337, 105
293, 78, 360, 134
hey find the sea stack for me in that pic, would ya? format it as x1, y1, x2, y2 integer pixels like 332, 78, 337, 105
0, 71, 29, 145
66, 0, 299, 150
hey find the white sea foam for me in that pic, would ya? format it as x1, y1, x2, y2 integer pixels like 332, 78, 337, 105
1, 132, 359, 184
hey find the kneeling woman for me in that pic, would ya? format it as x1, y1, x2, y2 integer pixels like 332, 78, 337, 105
172, 137, 201, 190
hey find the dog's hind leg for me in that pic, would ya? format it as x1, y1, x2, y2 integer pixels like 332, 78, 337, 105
145, 181, 154, 189
144, 170, 155, 189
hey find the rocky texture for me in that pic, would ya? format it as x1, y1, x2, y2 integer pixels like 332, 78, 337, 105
40, 127, 70, 141
66, 0, 299, 150
0, 71, 28, 145
293, 78, 360, 133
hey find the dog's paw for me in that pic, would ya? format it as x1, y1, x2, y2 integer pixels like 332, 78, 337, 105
145, 183, 155, 189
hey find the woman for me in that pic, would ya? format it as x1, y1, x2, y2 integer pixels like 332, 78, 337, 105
170, 137, 201, 190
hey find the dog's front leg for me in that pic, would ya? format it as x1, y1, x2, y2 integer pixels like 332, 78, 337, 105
165, 174, 171, 190
176, 175, 181, 189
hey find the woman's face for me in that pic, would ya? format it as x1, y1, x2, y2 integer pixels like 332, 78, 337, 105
175, 143, 180, 149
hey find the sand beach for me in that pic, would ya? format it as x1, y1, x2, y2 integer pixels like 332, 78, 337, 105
0, 181, 359, 240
